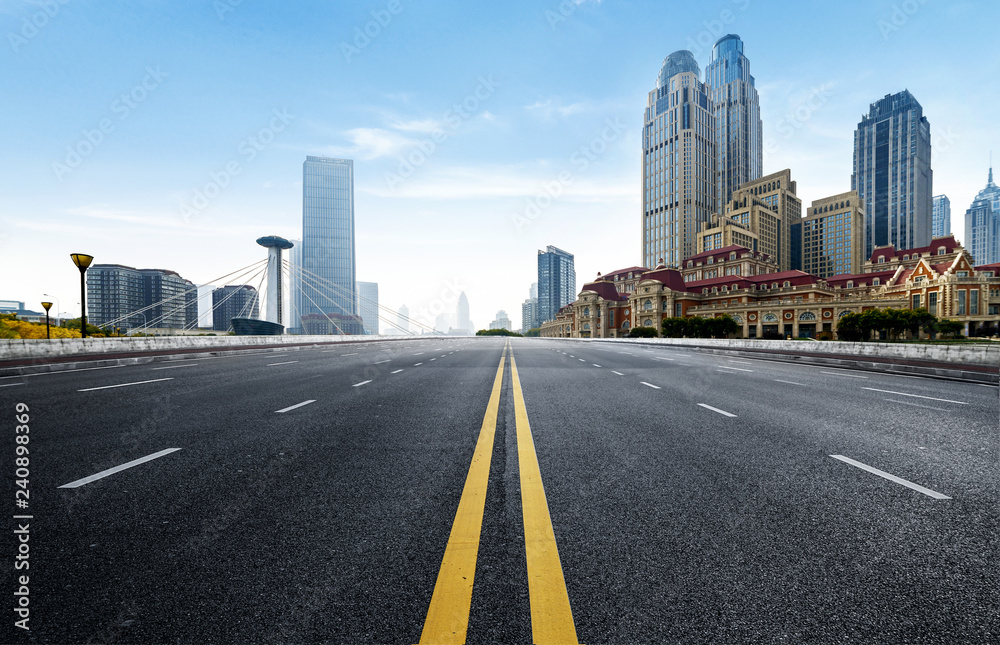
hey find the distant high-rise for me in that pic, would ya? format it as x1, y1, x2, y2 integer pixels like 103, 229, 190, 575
397, 304, 410, 334
456, 292, 472, 332
802, 191, 866, 278
529, 282, 538, 300
932, 196, 951, 239
87, 265, 197, 329
964, 166, 1000, 265
301, 156, 356, 323
489, 310, 511, 331
212, 285, 259, 332
537, 245, 576, 324
706, 34, 762, 206
521, 297, 538, 332
355, 281, 379, 334
643, 50, 717, 268
852, 90, 933, 258
288, 238, 303, 334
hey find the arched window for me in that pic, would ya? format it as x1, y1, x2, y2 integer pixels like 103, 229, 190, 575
762, 313, 778, 323
643, 299, 653, 310
732, 284, 739, 291
622, 321, 630, 330
583, 307, 590, 316
799, 312, 817, 321
772, 282, 778, 289
583, 323, 590, 330
838, 310, 850, 318
783, 281, 791, 288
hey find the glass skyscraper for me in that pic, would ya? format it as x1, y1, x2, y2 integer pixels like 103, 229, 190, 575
537, 245, 576, 324
706, 34, 762, 207
301, 156, 356, 321
964, 166, 1000, 266
851, 90, 933, 258
642, 50, 717, 268
931, 195, 951, 238
355, 281, 379, 334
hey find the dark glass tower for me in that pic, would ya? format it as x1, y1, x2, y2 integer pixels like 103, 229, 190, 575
706, 34, 762, 207
300, 156, 356, 320
851, 91, 932, 257
537, 246, 576, 324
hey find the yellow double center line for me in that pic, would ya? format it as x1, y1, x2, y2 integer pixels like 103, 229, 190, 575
417, 341, 580, 645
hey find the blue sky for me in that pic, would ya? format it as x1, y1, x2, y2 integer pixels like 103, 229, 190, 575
3, 0, 998, 330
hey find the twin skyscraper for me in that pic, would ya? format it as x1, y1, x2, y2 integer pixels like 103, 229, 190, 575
643, 35, 935, 271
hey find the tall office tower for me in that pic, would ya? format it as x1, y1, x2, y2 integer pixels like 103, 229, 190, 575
355, 281, 379, 334
521, 296, 538, 332
397, 304, 410, 334
456, 292, 472, 332
537, 245, 576, 324
706, 34, 762, 206
852, 90, 933, 258
301, 156, 356, 321
964, 166, 1000, 265
489, 311, 512, 331
86, 264, 145, 328
212, 285, 259, 332
802, 191, 866, 278
932, 196, 951, 238
287, 238, 302, 334
642, 50, 717, 268
530, 282, 538, 300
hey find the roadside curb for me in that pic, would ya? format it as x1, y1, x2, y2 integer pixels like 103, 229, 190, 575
586, 339, 999, 385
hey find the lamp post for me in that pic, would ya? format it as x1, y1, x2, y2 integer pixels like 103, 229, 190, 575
70, 254, 94, 338
43, 294, 60, 327
41, 302, 52, 339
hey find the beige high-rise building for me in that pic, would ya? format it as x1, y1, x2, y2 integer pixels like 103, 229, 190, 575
802, 191, 866, 278
642, 50, 718, 268
695, 169, 801, 271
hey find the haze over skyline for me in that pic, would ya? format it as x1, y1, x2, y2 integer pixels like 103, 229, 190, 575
3, 0, 998, 330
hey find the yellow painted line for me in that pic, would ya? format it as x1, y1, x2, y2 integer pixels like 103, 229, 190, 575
417, 350, 507, 645
510, 354, 581, 645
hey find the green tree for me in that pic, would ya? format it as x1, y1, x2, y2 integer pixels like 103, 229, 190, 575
524, 328, 541, 337
661, 317, 687, 338
707, 314, 739, 339
937, 319, 965, 338
836, 312, 864, 342
628, 326, 659, 338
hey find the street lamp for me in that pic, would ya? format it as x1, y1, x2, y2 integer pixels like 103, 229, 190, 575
41, 302, 52, 339
43, 294, 60, 327
70, 253, 94, 338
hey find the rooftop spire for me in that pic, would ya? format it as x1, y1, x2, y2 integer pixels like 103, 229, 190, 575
990, 151, 994, 185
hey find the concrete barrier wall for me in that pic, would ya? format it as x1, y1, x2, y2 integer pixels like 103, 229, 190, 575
582, 337, 1000, 367
0, 334, 416, 361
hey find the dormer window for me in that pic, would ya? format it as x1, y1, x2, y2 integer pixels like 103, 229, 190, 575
957, 271, 969, 277
729, 252, 736, 261
687, 261, 693, 268
913, 276, 925, 283
846, 281, 854, 288
783, 281, 791, 288
872, 278, 880, 286
937, 247, 946, 255
772, 283, 778, 289
707, 257, 714, 265
878, 256, 885, 263
902, 255, 909, 261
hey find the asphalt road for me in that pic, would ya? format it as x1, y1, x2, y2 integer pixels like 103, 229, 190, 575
1, 337, 997, 644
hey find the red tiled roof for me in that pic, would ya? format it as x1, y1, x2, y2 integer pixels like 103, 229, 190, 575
602, 266, 649, 280
867, 235, 961, 263
744, 270, 815, 285
639, 267, 689, 292
930, 262, 952, 274
975, 262, 1000, 271
580, 281, 627, 302
826, 270, 895, 287
683, 244, 770, 264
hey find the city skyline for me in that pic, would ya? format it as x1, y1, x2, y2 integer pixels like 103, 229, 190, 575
3, 1, 999, 331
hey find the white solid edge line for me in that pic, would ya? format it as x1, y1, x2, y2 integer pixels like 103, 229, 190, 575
0, 365, 125, 380
342, 353, 359, 356
698, 403, 737, 417
717, 366, 753, 372
353, 380, 372, 387
391, 369, 404, 374
830, 454, 951, 499
58, 448, 182, 489
275, 400, 316, 413
267, 361, 299, 366
78, 378, 174, 392
821, 371, 868, 379
653, 357, 674, 361
611, 371, 624, 376
640, 382, 661, 389
0, 383, 25, 387
862, 387, 968, 405
151, 364, 200, 370
774, 379, 806, 386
